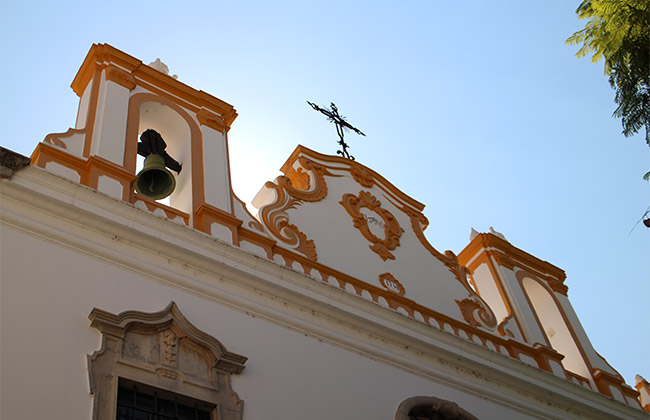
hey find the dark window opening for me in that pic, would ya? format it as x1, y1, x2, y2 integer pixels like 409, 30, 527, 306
116, 379, 213, 420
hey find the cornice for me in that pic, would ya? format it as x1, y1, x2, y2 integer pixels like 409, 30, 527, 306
459, 233, 567, 282
70, 44, 238, 129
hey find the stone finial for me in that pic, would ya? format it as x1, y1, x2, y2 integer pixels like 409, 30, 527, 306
489, 226, 507, 241
148, 58, 178, 80
469, 228, 479, 241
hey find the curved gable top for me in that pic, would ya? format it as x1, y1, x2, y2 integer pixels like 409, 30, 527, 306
254, 145, 497, 330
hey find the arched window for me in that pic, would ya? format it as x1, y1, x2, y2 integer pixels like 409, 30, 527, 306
395, 396, 479, 420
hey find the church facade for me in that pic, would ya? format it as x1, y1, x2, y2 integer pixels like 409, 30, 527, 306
1, 44, 648, 420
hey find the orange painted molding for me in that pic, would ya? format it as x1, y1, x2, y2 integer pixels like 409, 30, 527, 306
458, 233, 568, 296
71, 44, 237, 129
135, 195, 190, 226
279, 145, 425, 212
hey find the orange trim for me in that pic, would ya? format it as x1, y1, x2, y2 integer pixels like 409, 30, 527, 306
87, 155, 135, 201
532, 343, 566, 375
566, 371, 593, 389
82, 64, 103, 158
267, 240, 578, 376
461, 249, 528, 342
31, 143, 87, 180
224, 127, 235, 216
593, 369, 624, 398
459, 233, 568, 295
196, 109, 226, 133
135, 195, 190, 225
378, 273, 405, 295
515, 270, 626, 397
634, 379, 650, 412
31, 143, 136, 201
195, 203, 243, 245
104, 64, 136, 90
258, 158, 331, 260
239, 228, 277, 259
340, 190, 404, 261
280, 145, 424, 212
123, 92, 206, 223
71, 44, 237, 128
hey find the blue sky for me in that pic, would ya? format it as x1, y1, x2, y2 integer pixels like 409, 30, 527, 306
1, 1, 648, 386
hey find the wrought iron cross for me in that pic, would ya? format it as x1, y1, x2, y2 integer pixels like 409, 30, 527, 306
308, 101, 365, 160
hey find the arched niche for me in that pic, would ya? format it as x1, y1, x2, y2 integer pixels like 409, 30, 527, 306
518, 273, 591, 380
124, 93, 206, 218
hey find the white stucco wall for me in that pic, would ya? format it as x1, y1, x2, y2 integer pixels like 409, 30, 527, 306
1, 226, 534, 420
1, 166, 642, 420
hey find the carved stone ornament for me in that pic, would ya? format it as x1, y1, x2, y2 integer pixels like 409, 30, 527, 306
285, 166, 311, 190
340, 190, 404, 261
379, 273, 405, 295
350, 165, 374, 187
105, 65, 136, 90
197, 109, 226, 132
455, 296, 497, 330
395, 396, 479, 420
87, 302, 247, 420
259, 157, 334, 260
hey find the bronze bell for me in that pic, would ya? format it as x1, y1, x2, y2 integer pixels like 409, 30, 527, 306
134, 154, 176, 200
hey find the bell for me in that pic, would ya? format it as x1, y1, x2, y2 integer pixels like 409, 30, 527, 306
135, 154, 176, 200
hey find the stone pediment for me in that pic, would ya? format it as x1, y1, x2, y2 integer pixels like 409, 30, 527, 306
253, 145, 497, 330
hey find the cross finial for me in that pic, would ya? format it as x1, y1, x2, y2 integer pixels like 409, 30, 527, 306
308, 101, 365, 160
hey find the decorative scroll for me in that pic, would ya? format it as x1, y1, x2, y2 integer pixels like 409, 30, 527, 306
276, 157, 333, 202
340, 191, 404, 261
277, 220, 317, 261
396, 205, 498, 331
258, 157, 334, 261
456, 295, 498, 330
350, 166, 374, 187
497, 315, 516, 338
285, 166, 310, 190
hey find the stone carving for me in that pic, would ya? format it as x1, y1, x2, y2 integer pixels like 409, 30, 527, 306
285, 166, 311, 190
340, 191, 404, 261
350, 166, 374, 187
197, 109, 226, 132
259, 157, 333, 260
105, 66, 136, 90
379, 273, 405, 295
87, 302, 247, 420
455, 296, 497, 330
160, 330, 178, 366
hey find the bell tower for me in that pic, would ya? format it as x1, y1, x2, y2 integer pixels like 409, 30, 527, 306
31, 44, 238, 231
